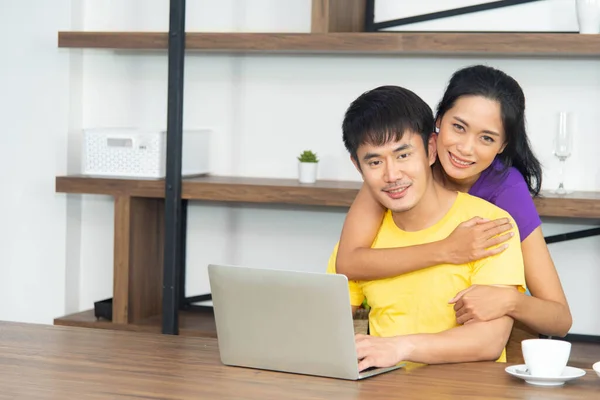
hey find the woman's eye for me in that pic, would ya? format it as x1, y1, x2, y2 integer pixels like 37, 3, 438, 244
482, 136, 495, 143
453, 124, 465, 132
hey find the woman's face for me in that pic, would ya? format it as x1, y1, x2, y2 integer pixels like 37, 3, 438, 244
436, 95, 507, 184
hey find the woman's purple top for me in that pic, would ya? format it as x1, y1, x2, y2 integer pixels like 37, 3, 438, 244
468, 158, 541, 241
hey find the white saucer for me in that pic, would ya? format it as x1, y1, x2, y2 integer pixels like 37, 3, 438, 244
505, 365, 586, 386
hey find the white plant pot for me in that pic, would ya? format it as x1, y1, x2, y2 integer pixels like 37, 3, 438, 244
298, 162, 318, 184
577, 0, 600, 34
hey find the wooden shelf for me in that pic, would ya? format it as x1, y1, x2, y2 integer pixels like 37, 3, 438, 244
58, 31, 600, 57
56, 174, 600, 218
534, 190, 600, 219
54, 309, 217, 338
56, 175, 361, 207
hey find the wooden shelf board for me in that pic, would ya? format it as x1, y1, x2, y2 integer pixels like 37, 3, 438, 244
55, 175, 166, 198
535, 190, 600, 219
54, 309, 217, 338
58, 31, 600, 56
56, 174, 600, 218
55, 175, 361, 207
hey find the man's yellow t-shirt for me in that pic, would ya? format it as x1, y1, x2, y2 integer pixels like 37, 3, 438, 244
327, 192, 527, 362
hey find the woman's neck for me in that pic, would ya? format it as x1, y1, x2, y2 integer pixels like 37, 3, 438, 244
432, 162, 480, 193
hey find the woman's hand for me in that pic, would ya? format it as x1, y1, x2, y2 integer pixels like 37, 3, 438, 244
442, 217, 514, 264
449, 285, 518, 324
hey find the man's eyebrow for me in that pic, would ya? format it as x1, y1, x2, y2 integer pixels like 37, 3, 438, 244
362, 152, 380, 161
454, 116, 500, 137
362, 144, 412, 161
393, 144, 412, 152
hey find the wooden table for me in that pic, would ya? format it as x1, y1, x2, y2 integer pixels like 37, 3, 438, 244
1, 322, 597, 399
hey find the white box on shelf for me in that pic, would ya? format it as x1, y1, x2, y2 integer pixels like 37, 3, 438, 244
81, 127, 211, 178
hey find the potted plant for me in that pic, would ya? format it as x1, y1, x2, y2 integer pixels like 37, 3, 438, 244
353, 299, 370, 335
297, 150, 319, 183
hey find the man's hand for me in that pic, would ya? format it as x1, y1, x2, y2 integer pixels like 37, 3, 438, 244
443, 217, 513, 264
449, 285, 518, 324
355, 334, 413, 372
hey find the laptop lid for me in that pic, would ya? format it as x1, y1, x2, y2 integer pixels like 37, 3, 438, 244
208, 264, 362, 380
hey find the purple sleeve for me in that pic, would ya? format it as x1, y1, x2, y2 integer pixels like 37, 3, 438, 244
493, 177, 541, 242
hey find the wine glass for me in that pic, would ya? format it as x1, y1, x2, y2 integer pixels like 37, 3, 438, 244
553, 112, 574, 195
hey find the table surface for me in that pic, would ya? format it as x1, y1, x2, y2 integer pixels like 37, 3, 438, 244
1, 321, 598, 399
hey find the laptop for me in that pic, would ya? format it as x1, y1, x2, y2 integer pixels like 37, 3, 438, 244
207, 264, 403, 380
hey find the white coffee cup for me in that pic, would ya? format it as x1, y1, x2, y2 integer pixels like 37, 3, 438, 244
521, 339, 571, 377
577, 0, 600, 34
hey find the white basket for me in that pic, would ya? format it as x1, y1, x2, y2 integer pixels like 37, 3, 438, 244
82, 127, 211, 178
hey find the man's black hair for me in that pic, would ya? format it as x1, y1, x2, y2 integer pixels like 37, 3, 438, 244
342, 85, 434, 162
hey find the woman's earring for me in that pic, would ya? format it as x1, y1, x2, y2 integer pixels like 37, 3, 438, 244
435, 127, 440, 133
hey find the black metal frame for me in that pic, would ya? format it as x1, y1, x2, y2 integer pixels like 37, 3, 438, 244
365, 0, 554, 32
162, 0, 187, 335
162, 0, 214, 333
545, 227, 600, 245
178, 200, 189, 310
177, 200, 213, 312
563, 333, 600, 344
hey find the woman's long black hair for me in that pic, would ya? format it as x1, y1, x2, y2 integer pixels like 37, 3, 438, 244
436, 65, 542, 197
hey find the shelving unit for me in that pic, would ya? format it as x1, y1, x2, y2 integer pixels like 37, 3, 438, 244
55, 1, 600, 338
52, 173, 600, 334
51, 174, 389, 332
58, 31, 600, 56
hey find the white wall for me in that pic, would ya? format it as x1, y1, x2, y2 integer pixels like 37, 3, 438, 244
0, 0, 73, 323
3, 0, 600, 335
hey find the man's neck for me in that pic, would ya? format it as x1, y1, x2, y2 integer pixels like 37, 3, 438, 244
432, 162, 479, 193
391, 178, 457, 232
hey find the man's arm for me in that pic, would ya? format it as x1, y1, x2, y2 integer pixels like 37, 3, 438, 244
356, 308, 515, 370
398, 315, 514, 365
326, 243, 365, 314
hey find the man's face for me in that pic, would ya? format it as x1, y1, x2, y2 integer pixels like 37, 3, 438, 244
353, 132, 436, 213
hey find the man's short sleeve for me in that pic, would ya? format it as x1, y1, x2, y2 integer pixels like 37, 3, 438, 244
470, 215, 527, 293
326, 242, 365, 307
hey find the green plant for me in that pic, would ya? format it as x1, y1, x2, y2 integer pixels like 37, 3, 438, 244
297, 150, 319, 163
362, 298, 370, 311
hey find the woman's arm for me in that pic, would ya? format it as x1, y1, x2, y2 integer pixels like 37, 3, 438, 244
509, 226, 572, 336
451, 227, 572, 337
336, 184, 445, 279
336, 184, 513, 280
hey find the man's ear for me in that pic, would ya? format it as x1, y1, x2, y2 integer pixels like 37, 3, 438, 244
428, 134, 437, 166
351, 155, 363, 175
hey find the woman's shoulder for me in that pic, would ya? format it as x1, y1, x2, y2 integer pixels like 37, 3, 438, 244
471, 159, 541, 241
470, 158, 529, 201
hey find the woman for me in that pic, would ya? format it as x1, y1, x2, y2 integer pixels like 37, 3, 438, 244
336, 65, 572, 337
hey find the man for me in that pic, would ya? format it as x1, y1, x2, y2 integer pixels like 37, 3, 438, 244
326, 85, 526, 371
